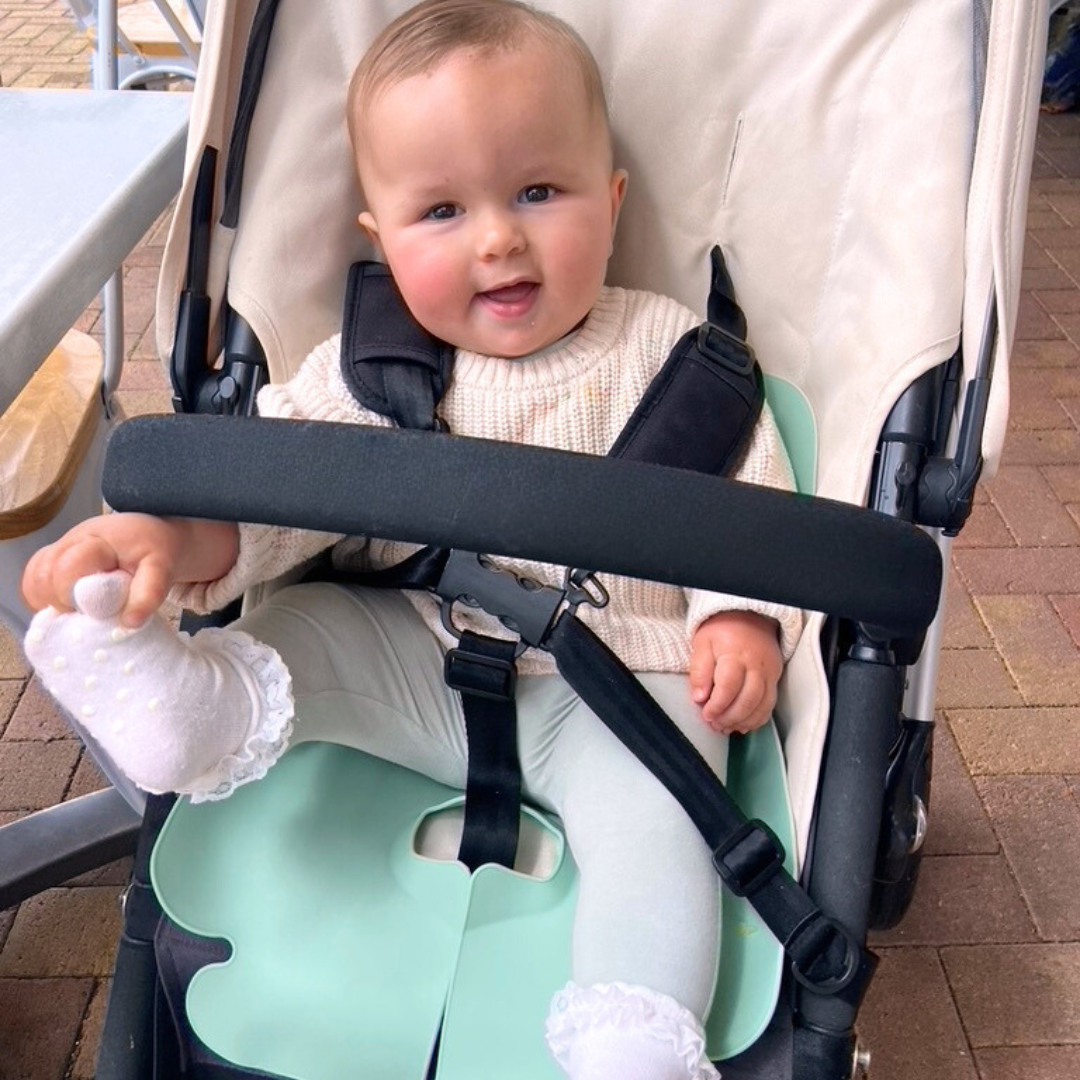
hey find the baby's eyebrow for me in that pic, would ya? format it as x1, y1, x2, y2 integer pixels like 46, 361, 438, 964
403, 181, 455, 199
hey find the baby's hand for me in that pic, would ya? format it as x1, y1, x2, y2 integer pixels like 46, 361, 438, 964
21, 513, 241, 629
689, 611, 783, 735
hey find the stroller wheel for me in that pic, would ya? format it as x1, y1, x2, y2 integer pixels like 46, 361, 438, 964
868, 718, 933, 931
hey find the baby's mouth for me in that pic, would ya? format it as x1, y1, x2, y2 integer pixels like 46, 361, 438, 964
477, 281, 540, 316
481, 282, 535, 304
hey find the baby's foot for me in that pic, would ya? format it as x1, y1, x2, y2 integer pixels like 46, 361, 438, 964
547, 982, 721, 1080
24, 571, 294, 801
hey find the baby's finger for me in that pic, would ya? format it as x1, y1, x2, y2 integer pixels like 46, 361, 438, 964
702, 656, 745, 725
21, 544, 60, 612
723, 672, 776, 735
22, 538, 87, 611
123, 559, 171, 628
732, 670, 767, 726
688, 637, 715, 704
50, 537, 120, 612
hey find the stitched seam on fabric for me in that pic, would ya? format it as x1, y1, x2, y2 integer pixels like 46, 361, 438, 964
345, 281, 391, 408
327, 0, 349, 94
721, 113, 745, 208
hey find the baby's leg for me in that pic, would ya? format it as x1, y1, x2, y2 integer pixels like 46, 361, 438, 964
230, 581, 467, 787
24, 576, 467, 800
519, 672, 726, 1080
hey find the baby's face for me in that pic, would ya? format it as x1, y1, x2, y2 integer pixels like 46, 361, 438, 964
355, 41, 626, 358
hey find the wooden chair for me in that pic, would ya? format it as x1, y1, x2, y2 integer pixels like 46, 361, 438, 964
0, 331, 111, 634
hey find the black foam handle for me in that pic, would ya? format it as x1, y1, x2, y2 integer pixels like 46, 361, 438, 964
103, 416, 942, 636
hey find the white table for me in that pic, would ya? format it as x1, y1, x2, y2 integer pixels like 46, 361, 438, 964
0, 88, 190, 415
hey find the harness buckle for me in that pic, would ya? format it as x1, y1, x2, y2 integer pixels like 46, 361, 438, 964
436, 550, 565, 649
711, 818, 785, 898
697, 321, 756, 375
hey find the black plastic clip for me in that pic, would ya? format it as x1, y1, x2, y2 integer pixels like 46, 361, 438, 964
711, 819, 785, 898
564, 568, 610, 613
436, 550, 566, 649
444, 645, 517, 702
787, 914, 869, 999
696, 322, 756, 376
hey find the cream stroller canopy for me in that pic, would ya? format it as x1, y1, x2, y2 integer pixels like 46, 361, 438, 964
156, 0, 1047, 857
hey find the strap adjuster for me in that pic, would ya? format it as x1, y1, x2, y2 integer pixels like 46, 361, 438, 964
444, 647, 517, 702
787, 914, 869, 998
697, 321, 756, 375
711, 819, 785, 898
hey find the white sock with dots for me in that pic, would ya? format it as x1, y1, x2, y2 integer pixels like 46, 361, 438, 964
546, 982, 720, 1080
23, 571, 293, 801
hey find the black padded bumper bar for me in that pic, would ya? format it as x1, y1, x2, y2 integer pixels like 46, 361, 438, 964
103, 416, 942, 637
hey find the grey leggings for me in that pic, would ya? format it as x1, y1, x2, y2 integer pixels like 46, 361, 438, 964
233, 582, 728, 1018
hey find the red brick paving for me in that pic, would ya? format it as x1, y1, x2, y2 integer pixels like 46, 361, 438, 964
2, 6, 1080, 1080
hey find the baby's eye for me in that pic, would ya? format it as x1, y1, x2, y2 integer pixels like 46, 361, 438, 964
519, 185, 556, 204
424, 204, 459, 221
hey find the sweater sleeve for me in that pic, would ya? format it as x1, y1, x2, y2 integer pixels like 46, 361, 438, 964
684, 403, 805, 660
167, 336, 367, 614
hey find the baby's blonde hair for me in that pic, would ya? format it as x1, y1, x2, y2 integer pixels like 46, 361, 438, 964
347, 0, 609, 153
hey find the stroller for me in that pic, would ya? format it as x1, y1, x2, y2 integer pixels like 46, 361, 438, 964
0, 0, 1049, 1077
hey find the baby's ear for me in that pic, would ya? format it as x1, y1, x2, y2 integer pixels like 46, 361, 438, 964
358, 211, 382, 254
609, 170, 629, 252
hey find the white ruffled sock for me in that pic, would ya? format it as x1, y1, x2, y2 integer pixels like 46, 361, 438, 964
546, 982, 720, 1080
23, 571, 294, 802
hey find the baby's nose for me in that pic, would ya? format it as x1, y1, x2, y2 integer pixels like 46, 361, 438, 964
477, 212, 526, 259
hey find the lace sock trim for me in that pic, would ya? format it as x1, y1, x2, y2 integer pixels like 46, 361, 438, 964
546, 981, 720, 1080
182, 627, 295, 803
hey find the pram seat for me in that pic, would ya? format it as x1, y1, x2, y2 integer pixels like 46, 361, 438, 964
152, 704, 794, 1079
148, 369, 817, 1079
111, 374, 862, 1078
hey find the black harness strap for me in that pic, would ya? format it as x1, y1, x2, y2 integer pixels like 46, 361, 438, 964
609, 248, 764, 474
329, 250, 877, 1000
339, 249, 764, 471
363, 543, 875, 1003
544, 613, 875, 1004
340, 262, 454, 432
444, 632, 522, 872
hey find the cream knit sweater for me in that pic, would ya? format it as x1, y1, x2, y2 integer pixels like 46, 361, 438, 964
173, 287, 802, 674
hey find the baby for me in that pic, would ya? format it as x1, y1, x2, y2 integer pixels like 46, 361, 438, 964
22, 2, 802, 1077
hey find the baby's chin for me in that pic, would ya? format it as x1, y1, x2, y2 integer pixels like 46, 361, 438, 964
459, 317, 588, 360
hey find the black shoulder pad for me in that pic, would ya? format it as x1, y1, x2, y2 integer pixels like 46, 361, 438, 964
608, 247, 764, 476
339, 261, 454, 431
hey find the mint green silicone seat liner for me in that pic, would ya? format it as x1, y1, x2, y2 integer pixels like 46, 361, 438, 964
151, 377, 816, 1080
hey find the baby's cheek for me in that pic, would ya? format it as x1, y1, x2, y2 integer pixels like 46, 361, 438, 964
390, 247, 462, 329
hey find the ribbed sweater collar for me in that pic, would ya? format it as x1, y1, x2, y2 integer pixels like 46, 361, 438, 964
451, 287, 626, 391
